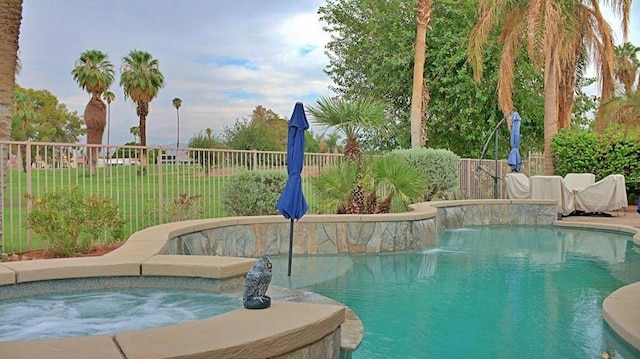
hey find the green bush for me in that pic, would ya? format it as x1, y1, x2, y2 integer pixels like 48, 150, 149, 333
222, 170, 288, 216
388, 148, 460, 201
309, 156, 427, 214
142, 193, 206, 226
552, 126, 640, 196
26, 187, 125, 257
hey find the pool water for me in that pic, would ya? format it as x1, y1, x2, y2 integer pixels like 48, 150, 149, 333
271, 226, 640, 359
0, 288, 241, 342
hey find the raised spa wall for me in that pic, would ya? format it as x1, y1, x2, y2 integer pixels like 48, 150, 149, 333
166, 200, 559, 257
0, 199, 603, 359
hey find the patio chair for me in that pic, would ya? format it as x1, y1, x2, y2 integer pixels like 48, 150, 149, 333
564, 173, 596, 191
505, 173, 530, 200
572, 174, 628, 213
530, 175, 575, 216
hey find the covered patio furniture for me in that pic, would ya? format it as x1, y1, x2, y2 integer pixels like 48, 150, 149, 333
506, 173, 628, 216
505, 173, 530, 200
573, 174, 628, 213
564, 173, 596, 191
530, 175, 575, 216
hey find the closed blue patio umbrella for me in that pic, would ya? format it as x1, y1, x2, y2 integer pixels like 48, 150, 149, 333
507, 110, 522, 172
276, 102, 309, 276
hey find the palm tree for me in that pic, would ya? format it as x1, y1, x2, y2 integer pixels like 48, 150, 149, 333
612, 42, 640, 97
120, 50, 165, 162
205, 128, 213, 138
172, 97, 182, 148
71, 49, 115, 174
410, 0, 432, 148
307, 96, 386, 159
11, 88, 33, 172
596, 42, 640, 129
103, 90, 115, 156
468, 0, 628, 174
130, 126, 140, 143
310, 156, 426, 214
1, 0, 23, 236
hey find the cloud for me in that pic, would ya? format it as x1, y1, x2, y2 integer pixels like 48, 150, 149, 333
17, 0, 333, 146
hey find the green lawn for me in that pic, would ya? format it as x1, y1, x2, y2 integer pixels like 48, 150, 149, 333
3, 164, 228, 252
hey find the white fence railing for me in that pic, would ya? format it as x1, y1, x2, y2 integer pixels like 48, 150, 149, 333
0, 141, 544, 253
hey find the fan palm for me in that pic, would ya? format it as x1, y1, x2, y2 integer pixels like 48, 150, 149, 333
172, 97, 182, 148
307, 96, 386, 159
468, 0, 628, 174
0, 0, 22, 151
71, 49, 114, 174
310, 156, 426, 214
369, 156, 427, 212
595, 43, 640, 129
120, 50, 165, 159
613, 42, 640, 97
103, 90, 115, 154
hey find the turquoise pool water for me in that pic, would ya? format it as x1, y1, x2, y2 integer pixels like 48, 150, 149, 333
271, 226, 640, 359
0, 288, 241, 342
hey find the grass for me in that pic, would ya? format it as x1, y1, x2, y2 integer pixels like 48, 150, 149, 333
3, 164, 228, 252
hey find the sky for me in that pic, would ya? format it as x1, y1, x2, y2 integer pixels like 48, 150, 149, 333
16, 1, 640, 147
17, 0, 333, 146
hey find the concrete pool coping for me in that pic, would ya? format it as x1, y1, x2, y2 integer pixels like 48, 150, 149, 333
0, 199, 638, 358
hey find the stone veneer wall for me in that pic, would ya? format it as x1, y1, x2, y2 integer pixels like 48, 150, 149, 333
273, 327, 341, 359
436, 203, 557, 230
166, 202, 557, 257
166, 219, 437, 257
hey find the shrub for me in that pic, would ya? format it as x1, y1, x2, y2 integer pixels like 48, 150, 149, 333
222, 170, 288, 216
26, 187, 125, 257
142, 193, 206, 226
388, 148, 460, 201
309, 156, 427, 214
553, 126, 640, 197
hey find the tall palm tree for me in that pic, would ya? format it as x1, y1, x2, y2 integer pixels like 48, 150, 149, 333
612, 42, 640, 97
205, 128, 213, 138
103, 90, 115, 156
1, 0, 23, 236
172, 97, 182, 148
307, 96, 386, 159
596, 42, 640, 129
410, 0, 432, 148
130, 126, 140, 143
120, 50, 165, 162
11, 88, 33, 172
468, 0, 628, 174
71, 49, 115, 174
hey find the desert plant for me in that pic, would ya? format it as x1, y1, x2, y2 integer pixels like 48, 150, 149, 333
310, 155, 427, 214
26, 187, 125, 257
222, 170, 288, 216
142, 193, 206, 226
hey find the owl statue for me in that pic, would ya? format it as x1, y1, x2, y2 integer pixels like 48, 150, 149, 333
243, 255, 273, 309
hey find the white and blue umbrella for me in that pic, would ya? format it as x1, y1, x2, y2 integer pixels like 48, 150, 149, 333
507, 111, 522, 172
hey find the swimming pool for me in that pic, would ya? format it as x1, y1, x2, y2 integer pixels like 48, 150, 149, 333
271, 226, 640, 359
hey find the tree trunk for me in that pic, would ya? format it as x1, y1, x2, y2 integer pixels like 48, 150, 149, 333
137, 102, 149, 166
410, 0, 431, 148
543, 51, 559, 175
0, 0, 23, 247
84, 95, 106, 175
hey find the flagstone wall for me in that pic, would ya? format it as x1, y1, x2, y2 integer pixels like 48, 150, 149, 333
165, 200, 557, 257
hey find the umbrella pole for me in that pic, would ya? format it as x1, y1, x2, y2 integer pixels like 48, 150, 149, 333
287, 219, 294, 276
